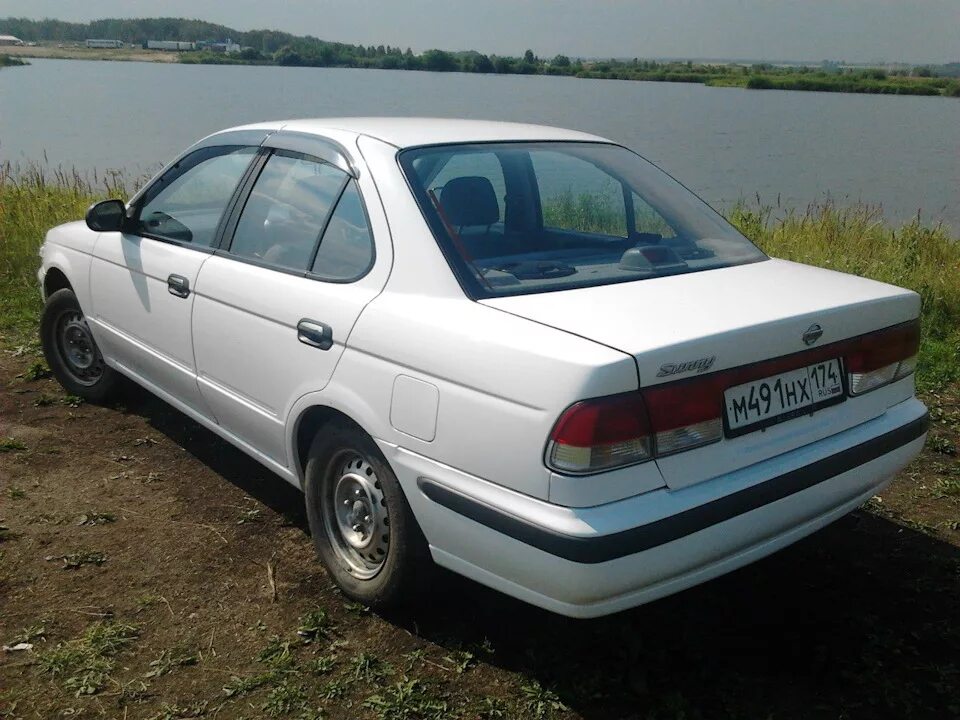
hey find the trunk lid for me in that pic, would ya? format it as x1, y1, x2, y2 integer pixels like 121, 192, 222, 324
483, 258, 920, 489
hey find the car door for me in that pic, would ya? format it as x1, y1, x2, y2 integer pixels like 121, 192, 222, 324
192, 135, 388, 467
88, 144, 258, 419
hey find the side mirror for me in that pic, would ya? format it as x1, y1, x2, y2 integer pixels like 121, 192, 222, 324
85, 199, 127, 232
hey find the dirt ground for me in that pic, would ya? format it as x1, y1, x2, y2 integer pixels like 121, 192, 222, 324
1, 348, 958, 720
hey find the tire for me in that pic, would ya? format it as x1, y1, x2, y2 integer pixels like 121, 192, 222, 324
304, 421, 431, 608
40, 288, 120, 403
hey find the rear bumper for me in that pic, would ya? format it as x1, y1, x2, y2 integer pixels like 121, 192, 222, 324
382, 398, 927, 618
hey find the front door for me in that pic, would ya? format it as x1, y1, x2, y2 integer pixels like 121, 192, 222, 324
88, 145, 257, 419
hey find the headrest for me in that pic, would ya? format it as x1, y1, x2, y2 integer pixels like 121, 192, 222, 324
439, 176, 499, 227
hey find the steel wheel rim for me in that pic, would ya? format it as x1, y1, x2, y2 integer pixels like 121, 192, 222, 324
55, 309, 104, 386
322, 453, 390, 579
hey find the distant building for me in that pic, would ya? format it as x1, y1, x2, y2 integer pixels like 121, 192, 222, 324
0, 35, 24, 46
201, 38, 242, 54
146, 40, 197, 51
85, 39, 124, 49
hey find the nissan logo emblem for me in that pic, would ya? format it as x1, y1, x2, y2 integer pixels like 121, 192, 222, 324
802, 324, 824, 346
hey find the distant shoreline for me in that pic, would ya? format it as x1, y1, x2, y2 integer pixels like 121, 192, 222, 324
3, 43, 958, 99
2, 45, 176, 63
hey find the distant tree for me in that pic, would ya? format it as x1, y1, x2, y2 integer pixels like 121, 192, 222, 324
746, 75, 773, 89
380, 54, 401, 69
422, 49, 458, 71
274, 45, 302, 66
551, 54, 570, 67
914, 66, 932, 77
523, 49, 536, 64
492, 55, 514, 74
471, 53, 495, 73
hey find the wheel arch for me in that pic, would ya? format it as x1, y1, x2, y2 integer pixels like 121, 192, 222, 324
292, 403, 376, 483
42, 266, 73, 299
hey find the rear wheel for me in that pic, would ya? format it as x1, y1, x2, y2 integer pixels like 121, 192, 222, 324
40, 288, 119, 402
304, 421, 431, 608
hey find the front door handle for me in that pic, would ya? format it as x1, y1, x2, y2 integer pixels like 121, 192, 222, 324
297, 319, 333, 350
167, 274, 190, 298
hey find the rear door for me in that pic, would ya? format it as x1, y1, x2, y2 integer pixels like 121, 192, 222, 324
192, 134, 389, 467
88, 144, 258, 418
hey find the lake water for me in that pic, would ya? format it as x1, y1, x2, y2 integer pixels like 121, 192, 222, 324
1, 58, 958, 231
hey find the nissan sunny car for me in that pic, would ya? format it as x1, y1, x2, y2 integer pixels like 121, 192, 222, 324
38, 118, 927, 617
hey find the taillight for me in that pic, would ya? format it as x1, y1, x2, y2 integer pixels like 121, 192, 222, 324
642, 379, 723, 456
846, 320, 920, 395
546, 381, 723, 474
547, 393, 652, 474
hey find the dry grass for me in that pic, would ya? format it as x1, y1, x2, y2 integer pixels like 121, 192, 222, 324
729, 201, 960, 390
0, 163, 131, 340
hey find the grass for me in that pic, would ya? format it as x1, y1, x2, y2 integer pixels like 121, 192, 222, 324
735, 72, 953, 96
350, 651, 394, 681
60, 549, 106, 569
727, 202, 960, 391
23, 359, 51, 380
520, 680, 568, 719
295, 608, 333, 643
363, 678, 449, 720
38, 621, 139, 696
0, 54, 28, 68
0, 438, 28, 453
0, 162, 128, 344
145, 648, 199, 678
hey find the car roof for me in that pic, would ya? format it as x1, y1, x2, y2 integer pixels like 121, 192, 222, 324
218, 117, 610, 149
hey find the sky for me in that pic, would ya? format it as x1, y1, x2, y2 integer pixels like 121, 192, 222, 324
0, 0, 957, 64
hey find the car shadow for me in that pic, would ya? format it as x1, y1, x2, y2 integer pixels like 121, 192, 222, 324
125, 387, 959, 720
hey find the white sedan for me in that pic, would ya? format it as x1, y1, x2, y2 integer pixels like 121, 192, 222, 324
37, 118, 927, 618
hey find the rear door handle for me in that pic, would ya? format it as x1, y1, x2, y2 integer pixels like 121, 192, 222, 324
167, 274, 190, 298
297, 319, 333, 350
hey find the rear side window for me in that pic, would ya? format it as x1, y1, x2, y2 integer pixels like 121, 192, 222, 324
135, 146, 255, 247
310, 180, 375, 281
229, 151, 347, 271
400, 142, 766, 298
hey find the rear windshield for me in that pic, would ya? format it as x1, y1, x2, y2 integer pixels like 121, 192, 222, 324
399, 142, 766, 298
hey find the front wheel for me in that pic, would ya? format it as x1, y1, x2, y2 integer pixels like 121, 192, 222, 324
40, 288, 120, 403
304, 422, 431, 608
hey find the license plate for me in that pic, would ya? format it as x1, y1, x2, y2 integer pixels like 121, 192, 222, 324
724, 358, 844, 437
